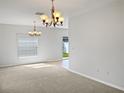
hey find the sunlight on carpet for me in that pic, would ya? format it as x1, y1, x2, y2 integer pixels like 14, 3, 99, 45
23, 63, 55, 68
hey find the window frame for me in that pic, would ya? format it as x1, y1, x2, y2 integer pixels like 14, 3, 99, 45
16, 33, 39, 58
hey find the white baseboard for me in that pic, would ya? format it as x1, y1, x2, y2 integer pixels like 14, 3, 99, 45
65, 67, 124, 92
0, 59, 62, 68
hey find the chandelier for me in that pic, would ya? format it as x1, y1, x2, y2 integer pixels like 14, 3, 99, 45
39, 0, 64, 27
28, 21, 42, 36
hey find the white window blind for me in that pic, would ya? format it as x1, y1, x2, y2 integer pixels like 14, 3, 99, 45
17, 34, 38, 57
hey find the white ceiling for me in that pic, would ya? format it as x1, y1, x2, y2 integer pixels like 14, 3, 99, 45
0, 0, 117, 26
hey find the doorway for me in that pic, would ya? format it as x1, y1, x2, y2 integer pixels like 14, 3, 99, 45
62, 36, 69, 59
62, 36, 69, 68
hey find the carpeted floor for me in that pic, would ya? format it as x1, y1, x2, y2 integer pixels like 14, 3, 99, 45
0, 62, 123, 93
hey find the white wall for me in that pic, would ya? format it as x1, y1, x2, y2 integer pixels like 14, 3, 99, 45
0, 24, 68, 67
0, 31, 2, 62
69, 0, 124, 90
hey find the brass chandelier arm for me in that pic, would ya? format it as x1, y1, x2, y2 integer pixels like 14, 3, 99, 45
33, 21, 36, 31
40, 0, 64, 27
28, 21, 42, 36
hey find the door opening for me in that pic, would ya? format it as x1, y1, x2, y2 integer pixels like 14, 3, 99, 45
62, 36, 69, 59
62, 36, 69, 68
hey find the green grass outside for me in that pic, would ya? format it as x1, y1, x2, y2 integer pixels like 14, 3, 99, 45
63, 52, 69, 58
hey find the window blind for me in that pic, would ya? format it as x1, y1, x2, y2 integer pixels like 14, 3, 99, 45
17, 34, 38, 57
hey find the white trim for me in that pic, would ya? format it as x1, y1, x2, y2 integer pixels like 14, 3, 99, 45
65, 67, 124, 92
0, 59, 62, 68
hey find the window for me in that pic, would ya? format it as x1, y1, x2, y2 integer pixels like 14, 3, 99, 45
17, 34, 38, 57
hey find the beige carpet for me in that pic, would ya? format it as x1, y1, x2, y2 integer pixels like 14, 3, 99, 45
0, 62, 123, 93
